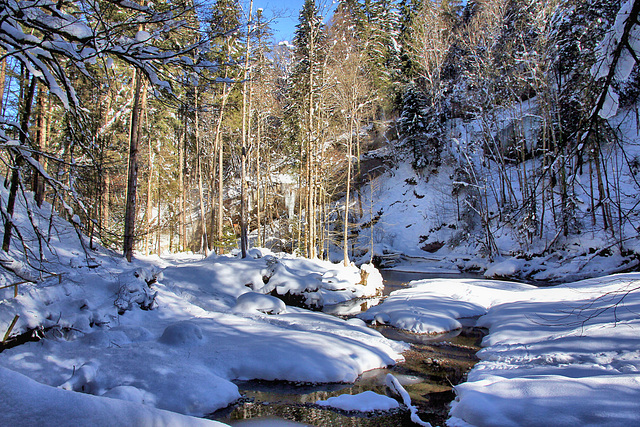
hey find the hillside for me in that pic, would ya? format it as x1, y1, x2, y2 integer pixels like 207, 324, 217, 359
343, 99, 640, 284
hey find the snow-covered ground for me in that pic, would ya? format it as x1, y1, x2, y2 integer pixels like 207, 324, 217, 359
2, 152, 639, 426
0, 249, 404, 424
360, 274, 640, 426
0, 189, 405, 425
350, 97, 640, 284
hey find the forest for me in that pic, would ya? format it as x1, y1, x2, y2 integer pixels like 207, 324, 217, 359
1, 1, 640, 426
1, 0, 640, 275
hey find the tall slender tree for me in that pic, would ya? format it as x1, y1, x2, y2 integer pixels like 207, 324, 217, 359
290, 0, 327, 257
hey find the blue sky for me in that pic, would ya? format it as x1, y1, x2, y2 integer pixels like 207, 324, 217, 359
250, 0, 336, 42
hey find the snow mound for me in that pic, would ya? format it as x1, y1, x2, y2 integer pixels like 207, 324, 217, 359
450, 374, 640, 427
114, 269, 159, 314
483, 258, 527, 279
258, 257, 384, 308
159, 321, 204, 346
360, 278, 534, 334
316, 390, 400, 412
233, 292, 286, 315
0, 366, 226, 427
102, 385, 157, 406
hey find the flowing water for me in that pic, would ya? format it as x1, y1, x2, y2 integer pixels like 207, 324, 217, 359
209, 269, 487, 427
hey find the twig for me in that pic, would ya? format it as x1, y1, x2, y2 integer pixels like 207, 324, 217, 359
2, 314, 20, 342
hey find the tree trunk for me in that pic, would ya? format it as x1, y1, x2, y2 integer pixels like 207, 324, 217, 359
145, 128, 153, 255
217, 122, 224, 253
195, 88, 208, 253
210, 73, 229, 253
156, 170, 162, 255
177, 123, 185, 251
255, 113, 262, 247
240, 0, 253, 258
103, 173, 110, 233
123, 70, 144, 261
343, 117, 353, 266
3, 75, 36, 252
32, 83, 48, 207
0, 55, 6, 115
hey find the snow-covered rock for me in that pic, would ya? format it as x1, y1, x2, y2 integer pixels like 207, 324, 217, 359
316, 390, 400, 412
159, 321, 204, 346
233, 292, 286, 315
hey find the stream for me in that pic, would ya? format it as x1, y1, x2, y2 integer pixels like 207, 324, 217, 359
209, 269, 487, 427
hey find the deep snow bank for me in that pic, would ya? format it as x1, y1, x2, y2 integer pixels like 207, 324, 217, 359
359, 278, 534, 334
0, 366, 226, 427
0, 251, 404, 421
360, 274, 640, 426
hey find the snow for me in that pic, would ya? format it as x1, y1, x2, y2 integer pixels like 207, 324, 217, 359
316, 390, 399, 412
386, 374, 431, 427
590, 0, 639, 119
0, 251, 405, 415
0, 187, 405, 423
360, 278, 534, 334
360, 274, 640, 426
0, 366, 225, 427
233, 292, 286, 315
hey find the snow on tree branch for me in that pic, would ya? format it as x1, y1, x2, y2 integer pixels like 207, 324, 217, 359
0, 0, 217, 112
589, 0, 640, 121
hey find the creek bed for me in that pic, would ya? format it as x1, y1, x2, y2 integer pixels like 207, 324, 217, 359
210, 269, 487, 426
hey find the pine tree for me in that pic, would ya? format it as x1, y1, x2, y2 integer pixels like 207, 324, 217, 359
363, 0, 402, 114
397, 0, 425, 82
398, 83, 442, 171
289, 0, 327, 257
207, 0, 243, 253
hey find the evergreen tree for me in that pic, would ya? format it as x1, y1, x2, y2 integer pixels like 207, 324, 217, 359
289, 0, 327, 257
398, 83, 442, 171
397, 0, 424, 81
363, 0, 402, 114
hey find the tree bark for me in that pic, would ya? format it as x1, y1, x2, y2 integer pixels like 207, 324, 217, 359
145, 124, 153, 255
195, 88, 208, 252
3, 75, 36, 252
33, 83, 48, 207
178, 122, 186, 251
0, 55, 6, 115
156, 170, 161, 255
343, 115, 352, 266
123, 70, 144, 261
210, 72, 229, 253
240, 0, 253, 258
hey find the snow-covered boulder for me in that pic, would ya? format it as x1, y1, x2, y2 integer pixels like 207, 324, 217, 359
316, 390, 400, 412
114, 268, 159, 314
233, 292, 286, 315
158, 321, 204, 346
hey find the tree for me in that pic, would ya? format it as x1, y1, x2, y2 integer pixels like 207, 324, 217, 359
207, 0, 243, 254
0, 0, 219, 264
398, 83, 442, 171
240, 0, 255, 258
327, 0, 376, 264
289, 0, 327, 258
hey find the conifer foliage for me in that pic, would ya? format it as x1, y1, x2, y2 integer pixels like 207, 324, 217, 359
0, 0, 638, 271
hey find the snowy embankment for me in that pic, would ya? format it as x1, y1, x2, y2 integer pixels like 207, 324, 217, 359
0, 189, 402, 425
0, 251, 402, 425
360, 274, 640, 426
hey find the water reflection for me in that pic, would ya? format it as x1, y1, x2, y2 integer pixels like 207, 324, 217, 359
374, 325, 463, 345
221, 401, 415, 426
